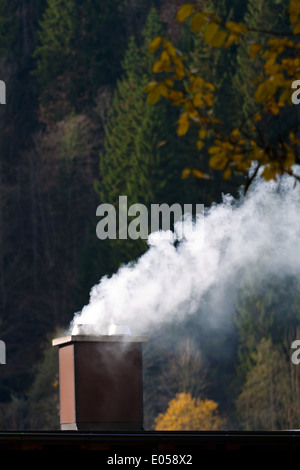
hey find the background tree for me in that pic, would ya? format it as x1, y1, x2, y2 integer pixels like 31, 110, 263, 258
94, 7, 219, 274
146, 0, 300, 190
143, 333, 208, 429
234, 270, 300, 382
236, 337, 300, 430
154, 392, 225, 430
33, 0, 127, 121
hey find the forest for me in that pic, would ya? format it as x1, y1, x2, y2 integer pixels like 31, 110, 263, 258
0, 0, 300, 431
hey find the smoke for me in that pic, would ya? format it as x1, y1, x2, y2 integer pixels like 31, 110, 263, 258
70, 170, 300, 337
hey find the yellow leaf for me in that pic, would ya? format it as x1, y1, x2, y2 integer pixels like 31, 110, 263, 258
164, 78, 174, 87
193, 92, 204, 107
177, 113, 190, 136
204, 92, 214, 106
157, 141, 166, 148
148, 86, 161, 105
293, 20, 300, 34
232, 153, 244, 162
284, 154, 295, 169
182, 168, 191, 179
176, 4, 195, 22
223, 168, 232, 180
191, 12, 206, 33
152, 50, 171, 73
205, 82, 215, 91
164, 40, 177, 57
173, 56, 186, 79
235, 160, 251, 171
168, 90, 185, 105
192, 169, 204, 178
268, 99, 280, 115
146, 81, 157, 93
289, 0, 300, 17
249, 43, 263, 58
161, 50, 170, 64
254, 114, 262, 122
290, 14, 299, 24
261, 165, 277, 181
224, 32, 240, 48
199, 129, 206, 139
152, 60, 164, 74
212, 29, 228, 48
148, 36, 162, 54
157, 82, 169, 98
174, 66, 186, 80
231, 129, 240, 137
209, 153, 228, 170
196, 140, 204, 150
250, 148, 265, 162
290, 1, 300, 25
254, 81, 270, 103
225, 21, 248, 34
203, 23, 227, 47
203, 22, 220, 45
208, 145, 222, 154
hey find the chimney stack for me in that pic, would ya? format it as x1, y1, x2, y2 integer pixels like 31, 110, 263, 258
52, 326, 147, 431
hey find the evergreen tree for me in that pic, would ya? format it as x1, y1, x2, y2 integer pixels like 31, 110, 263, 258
98, 7, 230, 212
183, 2, 245, 193
236, 338, 300, 430
33, 0, 127, 120
94, 8, 203, 271
234, 270, 300, 383
233, 0, 290, 122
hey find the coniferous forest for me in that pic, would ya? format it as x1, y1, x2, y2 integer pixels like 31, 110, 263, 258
1, 0, 300, 431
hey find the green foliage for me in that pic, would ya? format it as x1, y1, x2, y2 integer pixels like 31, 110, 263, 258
33, 0, 126, 119
34, 0, 76, 85
236, 337, 300, 430
233, 270, 300, 397
26, 334, 60, 430
0, 0, 47, 57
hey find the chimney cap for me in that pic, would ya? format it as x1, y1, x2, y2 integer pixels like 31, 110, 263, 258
52, 334, 148, 347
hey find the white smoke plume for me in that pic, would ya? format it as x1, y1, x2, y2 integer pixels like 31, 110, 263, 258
70, 170, 300, 337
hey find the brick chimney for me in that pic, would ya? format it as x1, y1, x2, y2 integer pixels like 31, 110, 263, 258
52, 326, 147, 431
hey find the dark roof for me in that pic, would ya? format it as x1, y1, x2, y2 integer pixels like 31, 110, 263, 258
0, 430, 299, 451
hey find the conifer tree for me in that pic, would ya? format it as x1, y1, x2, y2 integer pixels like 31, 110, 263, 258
97, 9, 201, 221
233, 0, 290, 122
234, 271, 300, 383
236, 338, 300, 430
33, 0, 126, 120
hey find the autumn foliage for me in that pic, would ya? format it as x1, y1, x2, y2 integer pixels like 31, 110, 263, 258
146, 0, 300, 191
154, 392, 225, 431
